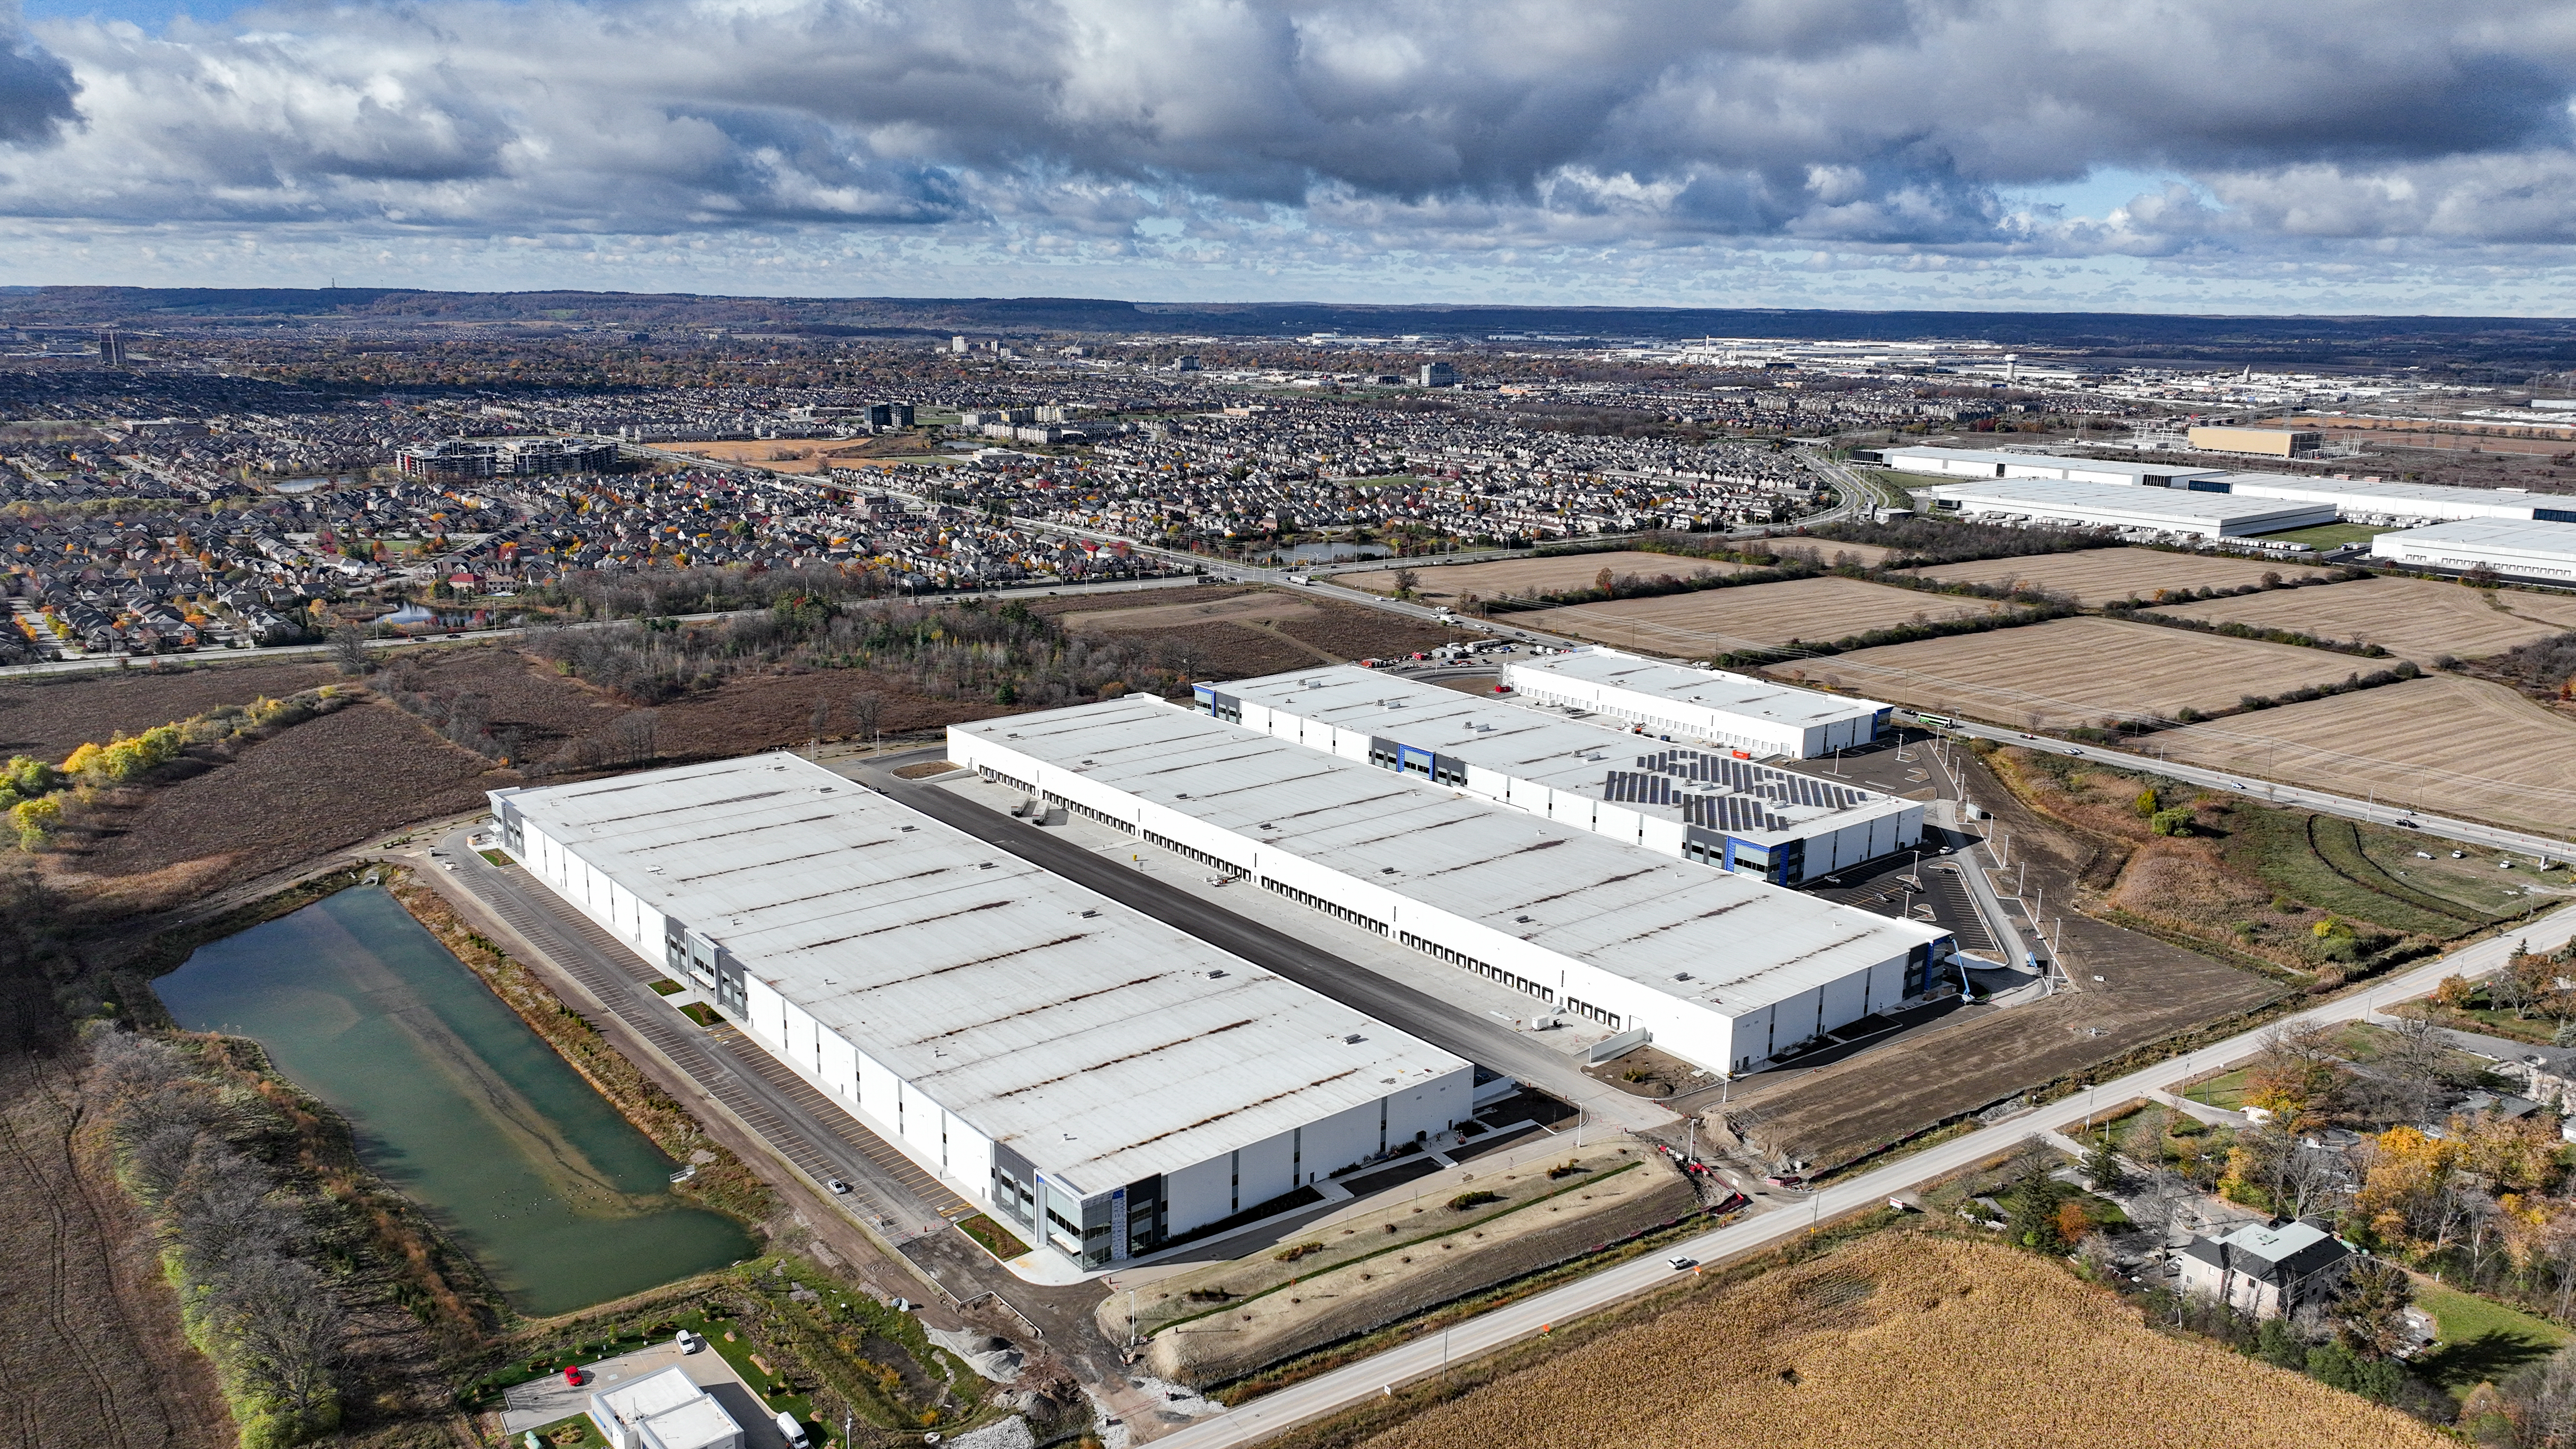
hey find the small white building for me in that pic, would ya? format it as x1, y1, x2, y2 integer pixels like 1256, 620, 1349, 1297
2370, 517, 2576, 584
589, 1366, 742, 1449
1200, 665, 1921, 883
1503, 648, 1888, 759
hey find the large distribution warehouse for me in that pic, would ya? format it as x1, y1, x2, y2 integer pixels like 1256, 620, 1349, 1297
1922, 478, 2336, 537
1877, 445, 2229, 488
1198, 665, 1922, 883
949, 699, 1955, 1078
1884, 445, 2576, 527
489, 754, 1473, 1271
1502, 648, 1888, 758
2370, 518, 2576, 583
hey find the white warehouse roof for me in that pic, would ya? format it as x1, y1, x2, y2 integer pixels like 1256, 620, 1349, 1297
955, 699, 1948, 1024
1880, 445, 2229, 486
1207, 665, 1912, 847
491, 754, 1465, 1193
1505, 648, 1884, 733
1926, 478, 2334, 536
2211, 473, 2566, 523
2370, 517, 2576, 582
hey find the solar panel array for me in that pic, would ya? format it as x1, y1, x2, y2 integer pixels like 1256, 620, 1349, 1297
1594, 746, 1874, 834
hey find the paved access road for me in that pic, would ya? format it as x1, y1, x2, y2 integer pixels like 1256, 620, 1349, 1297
1148, 904, 2576, 1449
838, 755, 1675, 1136
1920, 714, 2575, 861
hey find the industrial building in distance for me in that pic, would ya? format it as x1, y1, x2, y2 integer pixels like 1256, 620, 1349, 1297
1198, 664, 1921, 883
1921, 478, 2335, 538
1502, 648, 1890, 758
948, 698, 1955, 1078
489, 753, 1474, 1273
2370, 518, 2576, 584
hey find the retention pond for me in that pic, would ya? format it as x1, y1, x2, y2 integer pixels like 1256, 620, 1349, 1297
157, 886, 752, 1316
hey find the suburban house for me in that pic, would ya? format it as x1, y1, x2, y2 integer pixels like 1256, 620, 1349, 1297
2177, 1219, 2357, 1319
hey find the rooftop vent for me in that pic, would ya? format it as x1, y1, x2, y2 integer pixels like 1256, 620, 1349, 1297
977, 861, 998, 870
1380, 866, 1397, 875
1514, 914, 1533, 923
1206, 968, 1227, 979
1080, 908, 1100, 918
898, 825, 917, 833
1343, 1033, 1366, 1044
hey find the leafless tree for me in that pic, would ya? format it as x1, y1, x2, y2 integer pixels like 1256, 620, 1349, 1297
2514, 1346, 2576, 1449
615, 710, 659, 766
808, 693, 832, 741
2382, 1004, 2457, 1124
327, 616, 371, 675
847, 690, 884, 750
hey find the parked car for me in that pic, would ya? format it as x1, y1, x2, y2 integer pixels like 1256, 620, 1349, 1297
675, 1329, 704, 1354
776, 1410, 812, 1449
825, 1178, 853, 1195
563, 1365, 586, 1388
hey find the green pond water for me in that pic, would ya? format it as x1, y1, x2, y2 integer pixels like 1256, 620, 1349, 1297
155, 886, 753, 1316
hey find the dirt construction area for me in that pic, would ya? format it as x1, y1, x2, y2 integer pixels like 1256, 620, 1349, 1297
1128, 1144, 1697, 1387
1342, 551, 1752, 602
1787, 616, 2374, 727
1725, 749, 2280, 1169
2144, 576, 2576, 663
1535, 576, 1997, 654
1055, 585, 1454, 676
2155, 673, 2576, 841
1906, 546, 2312, 603
1348, 1234, 2445, 1449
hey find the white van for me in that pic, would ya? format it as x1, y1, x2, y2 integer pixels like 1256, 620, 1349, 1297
775, 1410, 811, 1449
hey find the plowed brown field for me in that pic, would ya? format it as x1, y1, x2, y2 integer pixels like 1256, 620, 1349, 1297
0, 659, 339, 761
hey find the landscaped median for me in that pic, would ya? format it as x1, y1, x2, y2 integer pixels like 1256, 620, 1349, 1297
1110, 1144, 1699, 1388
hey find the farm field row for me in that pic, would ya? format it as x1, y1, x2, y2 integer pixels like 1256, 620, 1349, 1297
1904, 545, 2314, 603
1535, 576, 2000, 654
2155, 674, 2576, 842
2144, 576, 2576, 663
1766, 616, 2371, 726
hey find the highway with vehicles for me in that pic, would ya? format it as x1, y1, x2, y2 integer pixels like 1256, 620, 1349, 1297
1147, 903, 2576, 1449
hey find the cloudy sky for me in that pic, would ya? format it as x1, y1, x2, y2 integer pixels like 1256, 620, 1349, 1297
4, 0, 2576, 312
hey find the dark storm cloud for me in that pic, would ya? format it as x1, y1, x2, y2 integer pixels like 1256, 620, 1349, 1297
6, 0, 2576, 255
0, 0, 78, 147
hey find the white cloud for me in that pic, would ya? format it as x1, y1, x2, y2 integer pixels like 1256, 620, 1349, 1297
1, 0, 2575, 305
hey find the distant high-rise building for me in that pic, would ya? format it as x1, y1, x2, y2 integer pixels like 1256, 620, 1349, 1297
860, 402, 916, 430
98, 330, 129, 366
1174, 354, 1202, 371
1419, 361, 1456, 387
950, 335, 968, 354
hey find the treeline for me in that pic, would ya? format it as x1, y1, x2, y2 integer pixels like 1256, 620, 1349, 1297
87, 1031, 350, 1448
524, 594, 1172, 712
2498, 630, 2576, 694
1806, 515, 2117, 566
522, 563, 897, 622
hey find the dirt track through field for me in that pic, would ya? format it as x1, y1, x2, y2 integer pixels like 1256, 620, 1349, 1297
1343, 552, 1752, 602
0, 964, 229, 1449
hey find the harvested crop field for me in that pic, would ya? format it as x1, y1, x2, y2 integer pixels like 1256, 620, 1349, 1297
1343, 551, 1752, 602
2144, 576, 2576, 663
1535, 576, 2000, 654
2155, 674, 2576, 840
1784, 617, 2371, 727
657, 438, 852, 473
0, 659, 338, 761
1347, 1234, 2444, 1449
1907, 546, 2306, 603
58, 699, 513, 894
